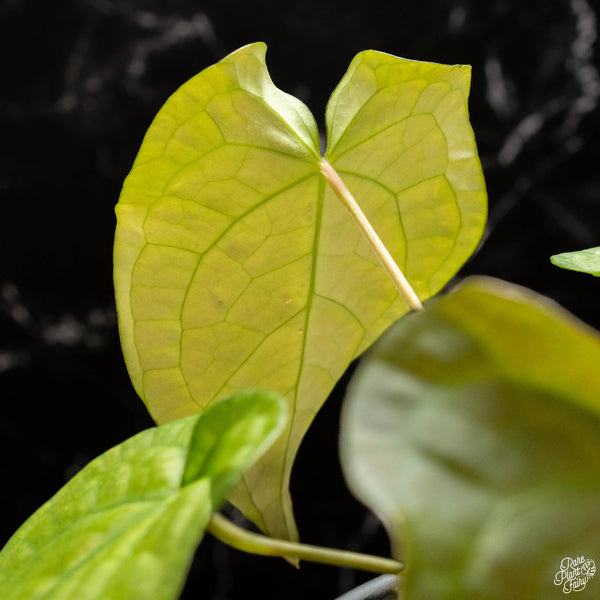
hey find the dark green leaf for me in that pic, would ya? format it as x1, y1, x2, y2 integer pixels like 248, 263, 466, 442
341, 277, 600, 599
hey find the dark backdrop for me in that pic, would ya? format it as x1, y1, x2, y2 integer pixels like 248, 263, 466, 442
1, 1, 600, 598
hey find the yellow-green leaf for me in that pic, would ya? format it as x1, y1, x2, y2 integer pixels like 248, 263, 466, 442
114, 42, 486, 541
551, 246, 600, 277
0, 390, 287, 600
341, 277, 600, 599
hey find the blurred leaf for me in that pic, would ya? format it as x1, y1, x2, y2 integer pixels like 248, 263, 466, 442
551, 247, 600, 276
341, 277, 600, 599
114, 41, 486, 540
0, 390, 286, 600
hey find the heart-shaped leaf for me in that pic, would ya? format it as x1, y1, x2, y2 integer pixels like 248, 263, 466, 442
551, 247, 600, 276
114, 42, 486, 541
340, 277, 600, 599
0, 390, 286, 600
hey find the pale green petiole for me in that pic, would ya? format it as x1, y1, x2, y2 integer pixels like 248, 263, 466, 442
208, 513, 405, 574
319, 159, 424, 312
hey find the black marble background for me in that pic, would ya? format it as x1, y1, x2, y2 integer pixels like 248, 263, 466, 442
1, 1, 600, 598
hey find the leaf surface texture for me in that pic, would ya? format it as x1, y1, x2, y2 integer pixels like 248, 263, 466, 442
114, 42, 487, 539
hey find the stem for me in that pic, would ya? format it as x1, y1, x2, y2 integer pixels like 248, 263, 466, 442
207, 513, 405, 574
319, 159, 423, 311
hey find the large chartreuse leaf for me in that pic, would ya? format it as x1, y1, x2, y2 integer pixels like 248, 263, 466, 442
0, 390, 286, 600
340, 277, 600, 600
551, 246, 600, 277
114, 41, 486, 541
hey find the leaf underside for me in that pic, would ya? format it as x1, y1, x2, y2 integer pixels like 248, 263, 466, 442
113, 42, 487, 540
550, 246, 600, 277
0, 390, 286, 600
341, 277, 600, 600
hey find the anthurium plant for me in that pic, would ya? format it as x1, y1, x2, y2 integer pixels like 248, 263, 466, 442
1, 42, 598, 600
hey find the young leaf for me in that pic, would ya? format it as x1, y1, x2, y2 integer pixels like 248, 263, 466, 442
0, 390, 287, 600
551, 246, 600, 276
114, 42, 486, 541
340, 277, 600, 600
